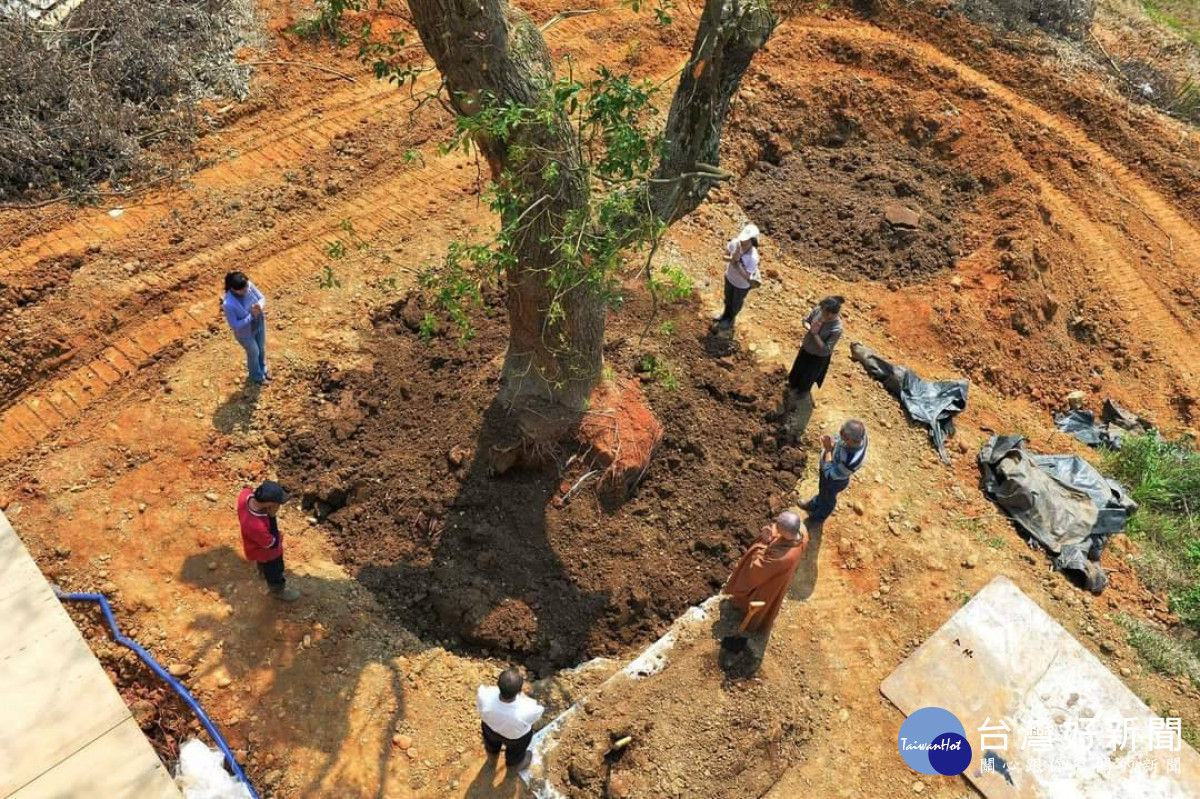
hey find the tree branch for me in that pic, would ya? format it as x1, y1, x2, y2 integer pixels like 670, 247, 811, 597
647, 0, 775, 225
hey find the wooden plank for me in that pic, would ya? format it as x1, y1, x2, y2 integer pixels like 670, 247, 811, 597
0, 513, 181, 798
0, 608, 130, 795
11, 717, 179, 799
881, 576, 1200, 797
0, 523, 44, 607
0, 588, 70, 655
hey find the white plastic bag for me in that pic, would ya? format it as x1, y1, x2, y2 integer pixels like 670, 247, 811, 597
175, 738, 254, 799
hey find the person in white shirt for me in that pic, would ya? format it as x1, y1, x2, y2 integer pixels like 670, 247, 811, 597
715, 223, 761, 331
476, 667, 545, 770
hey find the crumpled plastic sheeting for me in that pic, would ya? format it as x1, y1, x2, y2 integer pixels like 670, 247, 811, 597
1054, 399, 1154, 450
1055, 409, 1123, 449
176, 739, 253, 799
978, 435, 1137, 593
850, 343, 968, 462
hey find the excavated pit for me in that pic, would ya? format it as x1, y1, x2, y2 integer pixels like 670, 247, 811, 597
275, 285, 808, 676
738, 129, 979, 284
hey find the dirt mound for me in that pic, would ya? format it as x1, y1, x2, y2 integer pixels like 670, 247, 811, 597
277, 287, 808, 674
739, 141, 976, 283
545, 614, 815, 799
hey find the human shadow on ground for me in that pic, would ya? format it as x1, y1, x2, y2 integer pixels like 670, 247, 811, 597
179, 545, 413, 798
789, 519, 825, 602
711, 597, 768, 680
463, 754, 525, 799
353, 398, 613, 678
212, 383, 261, 434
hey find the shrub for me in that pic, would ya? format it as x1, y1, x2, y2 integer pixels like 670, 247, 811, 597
0, 0, 250, 201
1105, 434, 1200, 626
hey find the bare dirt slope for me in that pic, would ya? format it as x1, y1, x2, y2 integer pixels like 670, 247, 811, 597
1, 2, 1198, 798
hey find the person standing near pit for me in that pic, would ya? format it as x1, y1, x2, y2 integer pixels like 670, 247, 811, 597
801, 420, 868, 528
477, 667, 545, 771
714, 223, 761, 331
788, 295, 845, 407
724, 511, 811, 633
236, 480, 300, 601
222, 271, 269, 384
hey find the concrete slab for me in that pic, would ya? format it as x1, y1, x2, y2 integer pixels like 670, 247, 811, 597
882, 575, 1200, 797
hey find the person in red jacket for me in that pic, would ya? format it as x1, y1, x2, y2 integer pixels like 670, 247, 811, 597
237, 480, 300, 602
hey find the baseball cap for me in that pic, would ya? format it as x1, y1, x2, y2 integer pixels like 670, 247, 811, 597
253, 480, 288, 504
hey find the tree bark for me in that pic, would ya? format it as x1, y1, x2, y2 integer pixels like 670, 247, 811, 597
648, 0, 776, 226
406, 0, 775, 417
409, 0, 601, 413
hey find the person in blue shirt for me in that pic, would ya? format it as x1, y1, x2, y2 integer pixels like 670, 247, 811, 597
222, 271, 269, 384
801, 420, 868, 526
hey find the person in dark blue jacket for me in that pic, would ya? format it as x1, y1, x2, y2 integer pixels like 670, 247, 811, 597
222, 271, 269, 384
801, 420, 868, 526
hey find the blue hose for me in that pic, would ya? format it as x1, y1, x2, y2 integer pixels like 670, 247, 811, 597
56, 590, 260, 799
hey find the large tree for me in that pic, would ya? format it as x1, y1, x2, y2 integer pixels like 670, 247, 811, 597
404, 0, 776, 414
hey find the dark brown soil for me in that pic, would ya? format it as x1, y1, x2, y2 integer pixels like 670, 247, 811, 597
277, 286, 808, 675
738, 140, 977, 283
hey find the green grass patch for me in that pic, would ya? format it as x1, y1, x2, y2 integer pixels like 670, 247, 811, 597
1118, 614, 1200, 686
1105, 432, 1200, 639
1105, 434, 1200, 621
1141, 0, 1200, 48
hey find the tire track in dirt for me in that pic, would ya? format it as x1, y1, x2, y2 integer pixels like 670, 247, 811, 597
0, 12, 610, 275
795, 21, 1200, 376
0, 9, 650, 461
0, 146, 473, 458
1033, 175, 1197, 380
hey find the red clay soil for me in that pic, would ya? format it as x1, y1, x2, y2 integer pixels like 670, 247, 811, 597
65, 603, 200, 770
577, 377, 665, 499
276, 285, 807, 675
865, 2, 1200, 221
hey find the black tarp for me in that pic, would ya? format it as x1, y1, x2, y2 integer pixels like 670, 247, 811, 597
978, 435, 1138, 593
1054, 399, 1154, 450
850, 343, 968, 462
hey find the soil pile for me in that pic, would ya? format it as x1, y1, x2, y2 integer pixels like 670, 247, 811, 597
738, 140, 976, 284
545, 617, 815, 799
277, 286, 810, 674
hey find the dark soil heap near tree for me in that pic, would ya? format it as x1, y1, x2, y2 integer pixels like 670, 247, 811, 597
278, 286, 808, 674
738, 138, 978, 284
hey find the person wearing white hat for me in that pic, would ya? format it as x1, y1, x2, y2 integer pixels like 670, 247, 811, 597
716, 223, 761, 331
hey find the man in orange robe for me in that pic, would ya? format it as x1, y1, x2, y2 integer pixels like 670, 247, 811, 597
724, 511, 810, 632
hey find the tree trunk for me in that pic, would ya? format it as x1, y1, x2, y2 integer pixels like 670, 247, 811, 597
409, 0, 601, 414
648, 0, 777, 225
407, 0, 775, 417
